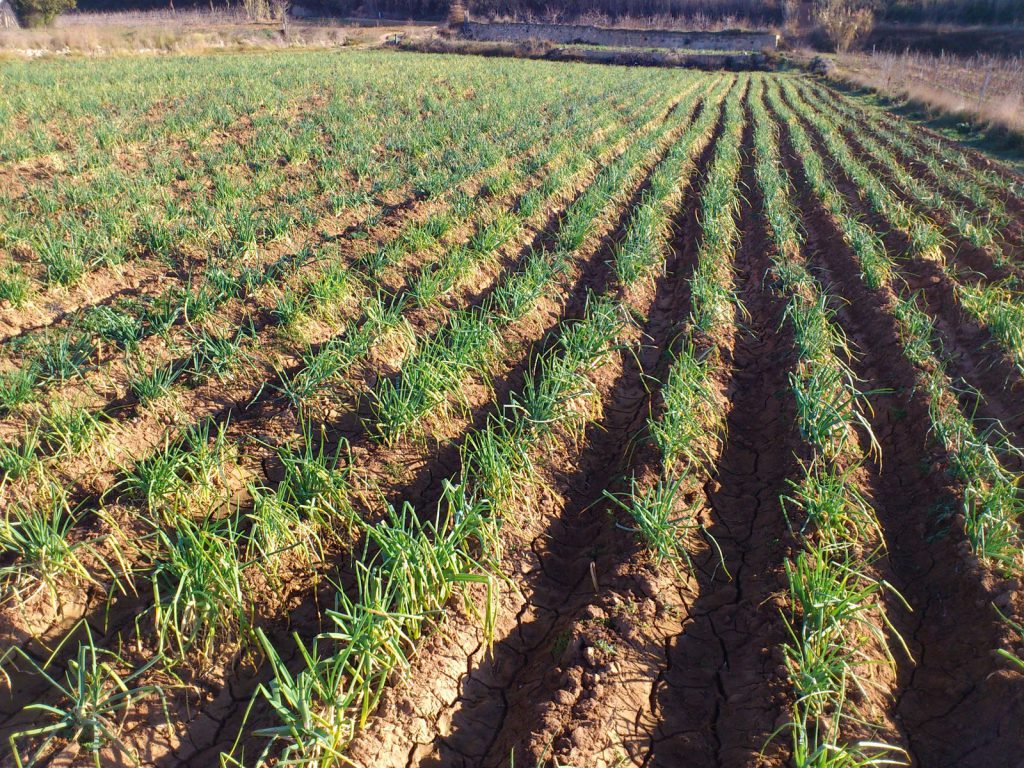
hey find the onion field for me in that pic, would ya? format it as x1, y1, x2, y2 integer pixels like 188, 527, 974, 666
0, 50, 1023, 768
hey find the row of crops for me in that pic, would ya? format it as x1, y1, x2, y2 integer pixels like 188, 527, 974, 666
0, 50, 1022, 767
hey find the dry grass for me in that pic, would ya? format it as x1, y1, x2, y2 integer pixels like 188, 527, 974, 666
836, 49, 1024, 135
0, 9, 434, 57
55, 7, 252, 27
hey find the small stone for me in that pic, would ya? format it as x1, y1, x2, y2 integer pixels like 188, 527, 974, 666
637, 576, 658, 599
543, 665, 564, 687
617, 618, 638, 640
583, 646, 598, 667
554, 689, 575, 706
582, 604, 605, 621
567, 669, 583, 694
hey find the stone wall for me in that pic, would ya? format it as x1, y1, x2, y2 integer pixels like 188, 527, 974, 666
403, 36, 776, 71
460, 21, 778, 51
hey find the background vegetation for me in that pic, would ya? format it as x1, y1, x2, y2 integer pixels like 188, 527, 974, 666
64, 0, 1024, 27
9, 0, 75, 26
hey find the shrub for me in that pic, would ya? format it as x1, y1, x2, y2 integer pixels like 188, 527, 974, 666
11, 0, 75, 27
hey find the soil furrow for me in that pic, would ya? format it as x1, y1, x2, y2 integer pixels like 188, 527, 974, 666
128, 95, 711, 768
839, 90, 1024, 214
805, 83, 1024, 250
776, 85, 1024, 453
814, 107, 1024, 280
643, 116, 795, 768
348, 92, 735, 768
415, 195, 677, 768
0, 82, 665, 424
7, 64, 1024, 768
0, 84, 694, 670
775, 109, 1024, 768
0, 100, 691, 760
0, 150, 531, 440
0, 263, 170, 347
0, 90, 680, 501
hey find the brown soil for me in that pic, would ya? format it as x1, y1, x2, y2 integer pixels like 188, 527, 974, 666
899, 257, 1024, 452
0, 109, 629, 509
829, 120, 1024, 275
330, 93, 734, 768
0, 86, 682, 647
337, 85, 799, 768
868, 103, 1024, 217
810, 85, 1024, 251
0, 262, 168, 346
212, 89, 705, 768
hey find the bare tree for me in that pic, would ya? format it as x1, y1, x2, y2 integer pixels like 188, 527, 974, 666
270, 0, 290, 21
241, 0, 270, 20
781, 0, 800, 33
815, 0, 873, 53
448, 0, 467, 24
